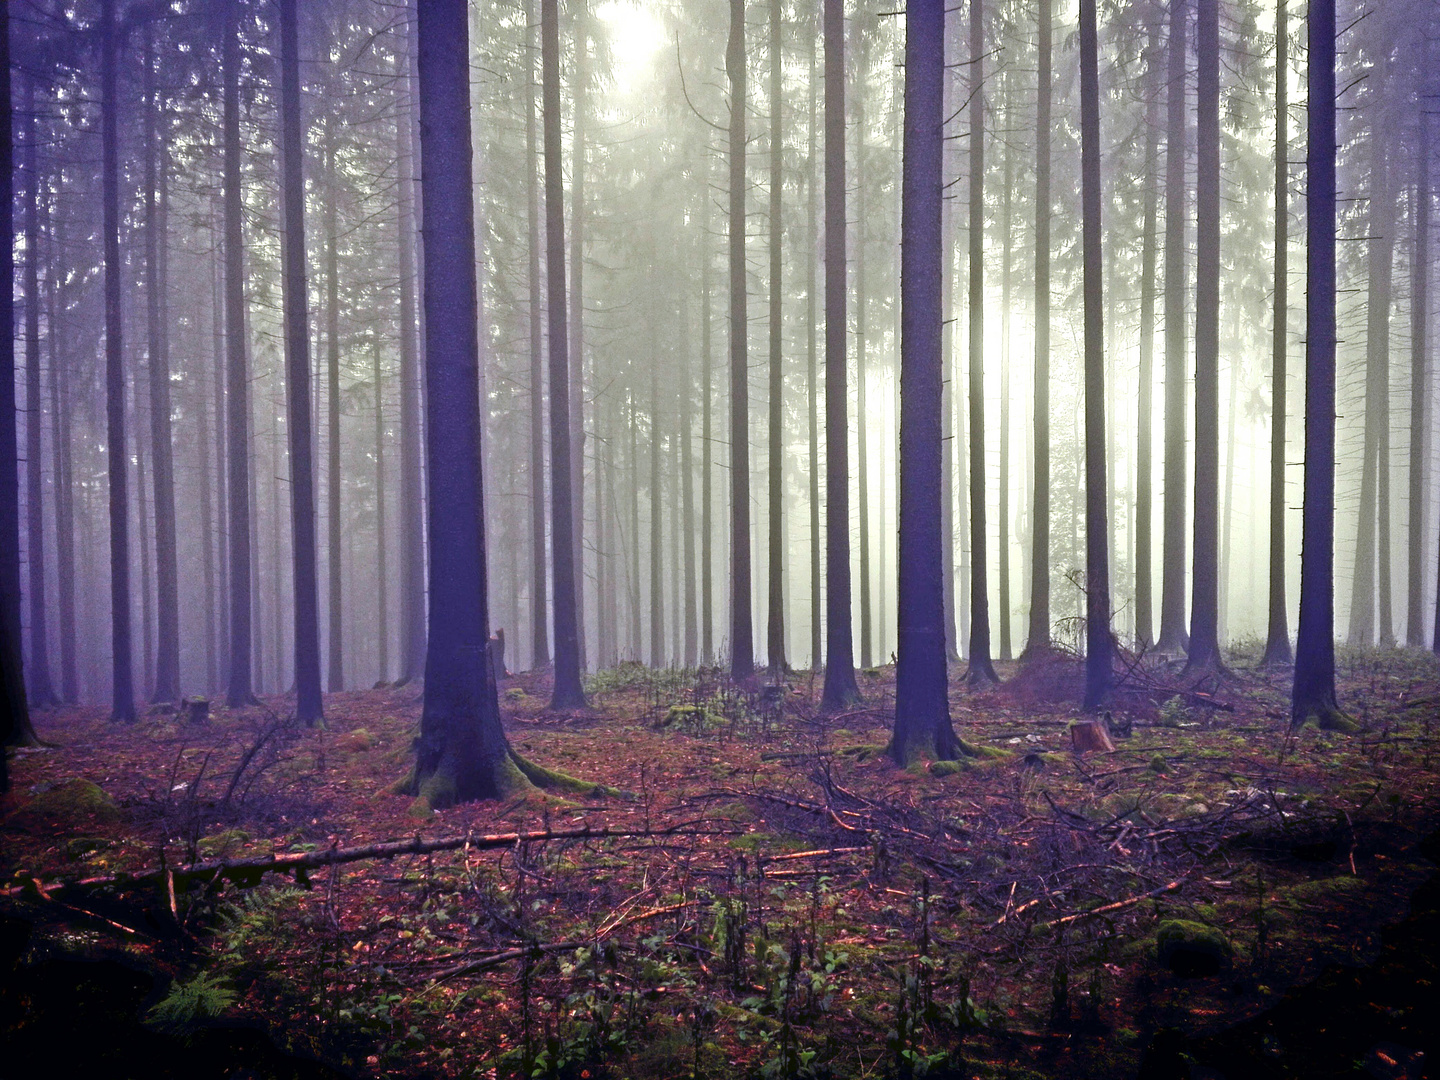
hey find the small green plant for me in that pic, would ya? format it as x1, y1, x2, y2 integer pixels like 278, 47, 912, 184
1158, 696, 1193, 728
146, 971, 236, 1035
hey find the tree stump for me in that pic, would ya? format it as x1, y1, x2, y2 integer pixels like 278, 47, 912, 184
1070, 719, 1115, 754
184, 698, 210, 725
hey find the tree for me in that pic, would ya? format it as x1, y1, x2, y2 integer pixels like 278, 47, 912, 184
1291, 0, 1347, 730
1155, 0, 1190, 656
223, 0, 255, 708
569, 0, 589, 673
965, 0, 998, 687
1079, 0, 1111, 709
1184, 0, 1223, 674
142, 28, 179, 704
525, 0, 548, 670
544, 0, 586, 709
807, 28, 821, 672
765, 0, 786, 674
277, 0, 323, 724
325, 124, 345, 692
1262, 0, 1293, 665
728, 0, 755, 681
405, 0, 588, 807
1, 0, 36, 784
892, 0, 960, 765
102, 0, 136, 724
1135, 2, 1162, 651
1022, 0, 1053, 661
1415, 38, 1434, 650
819, 0, 860, 711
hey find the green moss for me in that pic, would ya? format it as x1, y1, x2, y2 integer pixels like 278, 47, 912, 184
509, 749, 621, 797
65, 837, 112, 860
1276, 875, 1365, 910
929, 759, 967, 777
658, 703, 724, 732
837, 743, 886, 761
29, 780, 121, 823
335, 727, 373, 752
1154, 919, 1231, 976
1149, 754, 1169, 773
197, 829, 251, 858
504, 687, 527, 700
957, 739, 1016, 762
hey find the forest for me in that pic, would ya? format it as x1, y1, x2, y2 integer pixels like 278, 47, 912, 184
1, 0, 1439, 1076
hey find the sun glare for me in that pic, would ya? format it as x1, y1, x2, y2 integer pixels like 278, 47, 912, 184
596, 0, 666, 98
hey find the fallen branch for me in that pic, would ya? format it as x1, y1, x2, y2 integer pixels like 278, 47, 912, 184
1032, 878, 1186, 931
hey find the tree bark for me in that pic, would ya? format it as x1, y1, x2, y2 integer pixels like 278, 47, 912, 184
728, 0, 754, 681
820, 0, 860, 710
223, 0, 254, 708
1292, 0, 1345, 729
277, 0, 324, 723
892, 0, 960, 764
856, 26, 872, 672
766, 0, 786, 674
1156, 0, 1190, 656
808, 31, 821, 672
1136, 4, 1162, 652
50, 210, 78, 703
701, 167, 715, 665
324, 132, 345, 691
544, 0, 586, 708
569, 1, 588, 672
525, 0, 549, 670
1022, 0, 1053, 660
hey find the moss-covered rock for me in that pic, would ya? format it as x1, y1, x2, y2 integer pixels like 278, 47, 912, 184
65, 836, 112, 860
1155, 919, 1231, 977
29, 780, 121, 823
658, 704, 724, 732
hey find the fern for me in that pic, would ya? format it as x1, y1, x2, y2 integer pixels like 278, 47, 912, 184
147, 971, 237, 1034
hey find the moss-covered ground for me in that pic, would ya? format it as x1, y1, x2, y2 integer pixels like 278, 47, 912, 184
2, 645, 1439, 1079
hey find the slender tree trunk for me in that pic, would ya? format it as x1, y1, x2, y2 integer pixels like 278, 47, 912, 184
1136, 5, 1162, 652
1184, 0, 1222, 673
1412, 61, 1433, 648
629, 388, 641, 658
1157, 0, 1190, 655
224, 0, 254, 707
569, 1, 588, 672
1023, 0, 1053, 660
942, 8, 960, 663
820, 0, 861, 710
965, 0, 998, 686
141, 36, 180, 703
50, 224, 78, 703
701, 172, 715, 665
525, 0, 549, 669
728, 0, 755, 681
856, 43, 872, 672
998, 134, 1012, 663
544, 0, 586, 708
324, 133, 345, 691
1262, 0, 1293, 665
682, 280, 698, 667
212, 208, 230, 689
808, 33, 821, 671
649, 308, 664, 667
278, 0, 323, 722
102, 0, 136, 723
397, 13, 426, 685
23, 82, 56, 707
1292, 0, 1344, 728
374, 334, 388, 681
892, 0, 959, 763
1080, 0, 1111, 708
136, 398, 154, 697
766, 0, 786, 674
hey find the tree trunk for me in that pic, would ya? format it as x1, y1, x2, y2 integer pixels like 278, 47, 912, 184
1136, 4, 1162, 652
1080, 0, 1111, 709
820, 0, 861, 710
409, 0, 522, 807
0, 0, 37, 769
998, 131, 1012, 663
1414, 52, 1433, 649
397, 12, 426, 685
1262, 0, 1292, 665
50, 216, 78, 703
965, 0, 998, 687
544, 0, 586, 708
374, 336, 388, 682
728, 0, 754, 681
102, 0, 136, 723
224, 0, 254, 708
766, 0, 786, 674
1292, 0, 1345, 729
569, 1, 588, 672
277, 0, 323, 723
1156, 0, 1190, 655
323, 132, 345, 691
136, 396, 154, 697
892, 0, 960, 764
681, 279, 698, 667
142, 34, 180, 703
808, 31, 821, 671
525, 0, 548, 670
649, 317, 664, 667
1022, 0, 1053, 660
701, 171, 714, 665
856, 32, 872, 672
212, 208, 230, 689
23, 81, 56, 707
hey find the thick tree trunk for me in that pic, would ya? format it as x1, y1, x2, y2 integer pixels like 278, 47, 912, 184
766, 0, 786, 674
397, 14, 426, 685
1022, 0, 1053, 660
1184, 0, 1222, 674
1292, 0, 1345, 729
965, 0, 998, 687
142, 36, 180, 704
1262, 0, 1293, 665
1156, 0, 1190, 656
892, 0, 960, 764
0, 2, 37, 769
23, 82, 56, 707
525, 0, 548, 670
223, 0, 254, 708
820, 0, 861, 710
277, 0, 323, 723
211, 214, 230, 689
1080, 0, 1111, 709
544, 0, 586, 708
102, 0, 136, 723
1136, 5, 1162, 652
728, 0, 755, 681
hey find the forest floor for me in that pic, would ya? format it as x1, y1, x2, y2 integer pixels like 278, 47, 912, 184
3, 642, 1440, 1080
